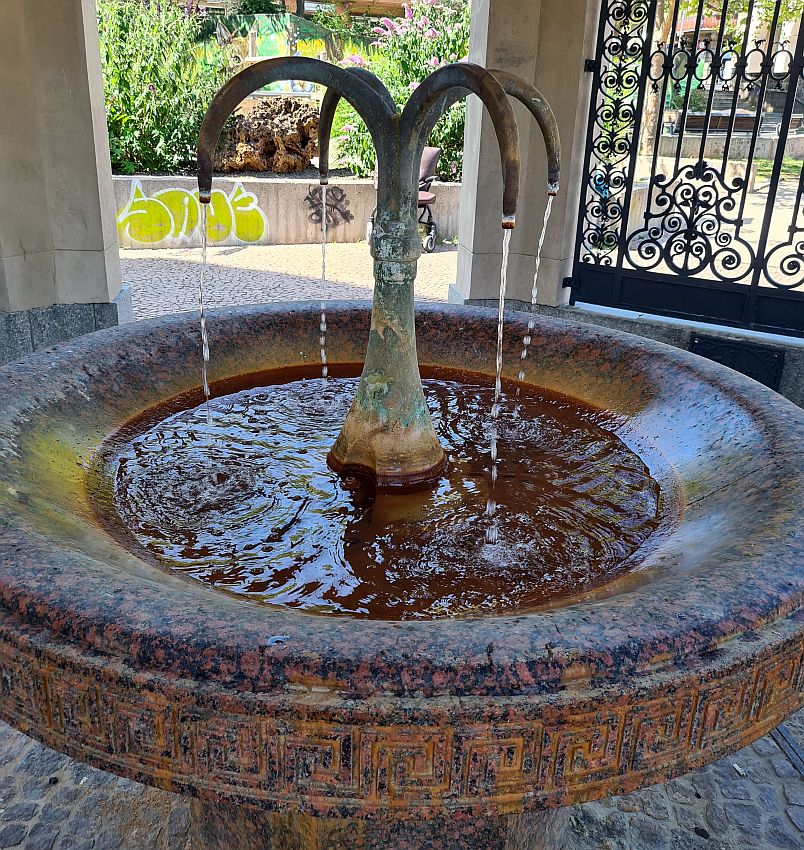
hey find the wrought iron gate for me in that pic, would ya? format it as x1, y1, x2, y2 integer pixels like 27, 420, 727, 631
571, 0, 804, 336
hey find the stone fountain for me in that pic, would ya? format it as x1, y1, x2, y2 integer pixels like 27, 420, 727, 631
0, 58, 802, 850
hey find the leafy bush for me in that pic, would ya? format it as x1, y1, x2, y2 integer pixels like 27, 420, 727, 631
668, 85, 709, 113
98, 0, 231, 174
336, 0, 470, 181
223, 0, 285, 13
311, 7, 379, 41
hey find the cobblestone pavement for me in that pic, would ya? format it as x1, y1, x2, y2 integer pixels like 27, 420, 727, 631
3, 244, 800, 847
121, 242, 457, 321
0, 713, 801, 849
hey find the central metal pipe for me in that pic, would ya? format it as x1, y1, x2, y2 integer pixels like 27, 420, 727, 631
197, 58, 562, 491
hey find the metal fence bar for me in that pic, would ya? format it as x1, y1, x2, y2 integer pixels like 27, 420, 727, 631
573, 0, 804, 335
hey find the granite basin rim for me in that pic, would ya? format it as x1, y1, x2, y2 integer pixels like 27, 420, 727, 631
0, 302, 801, 814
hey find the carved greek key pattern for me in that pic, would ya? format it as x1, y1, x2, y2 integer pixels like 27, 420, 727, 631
0, 636, 801, 810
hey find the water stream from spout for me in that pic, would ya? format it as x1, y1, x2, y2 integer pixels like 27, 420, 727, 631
198, 205, 212, 426
319, 184, 329, 381
485, 228, 512, 545
517, 195, 554, 386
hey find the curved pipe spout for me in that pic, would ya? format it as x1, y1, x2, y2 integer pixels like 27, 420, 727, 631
488, 70, 560, 195
318, 69, 397, 186
197, 57, 396, 202
408, 70, 561, 197
400, 63, 520, 227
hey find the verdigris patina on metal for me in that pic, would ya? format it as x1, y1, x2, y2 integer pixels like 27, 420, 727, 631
198, 57, 560, 489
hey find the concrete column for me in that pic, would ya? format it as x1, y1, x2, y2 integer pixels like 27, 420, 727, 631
452, 0, 600, 308
0, 0, 129, 366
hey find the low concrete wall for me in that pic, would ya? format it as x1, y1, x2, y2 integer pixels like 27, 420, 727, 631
113, 176, 461, 249
657, 133, 804, 162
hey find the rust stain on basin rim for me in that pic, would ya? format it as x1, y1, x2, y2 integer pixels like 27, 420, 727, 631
0, 302, 801, 815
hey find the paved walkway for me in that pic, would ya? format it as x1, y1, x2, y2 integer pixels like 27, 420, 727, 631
121, 242, 457, 321
0, 242, 801, 848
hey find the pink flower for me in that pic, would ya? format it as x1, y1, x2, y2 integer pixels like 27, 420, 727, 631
428, 56, 440, 67
345, 54, 367, 67
403, 3, 413, 18
408, 81, 420, 90
341, 124, 355, 133
372, 26, 386, 35
380, 17, 398, 32
425, 28, 438, 38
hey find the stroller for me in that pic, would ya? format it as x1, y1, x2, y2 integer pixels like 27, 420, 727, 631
365, 146, 442, 253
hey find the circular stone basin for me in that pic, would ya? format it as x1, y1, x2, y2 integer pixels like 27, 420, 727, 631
0, 303, 802, 820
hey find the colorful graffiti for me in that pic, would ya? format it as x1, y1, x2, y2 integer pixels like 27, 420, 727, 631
117, 180, 267, 246
208, 14, 375, 95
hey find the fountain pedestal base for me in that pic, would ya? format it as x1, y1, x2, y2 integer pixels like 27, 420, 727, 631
189, 800, 570, 850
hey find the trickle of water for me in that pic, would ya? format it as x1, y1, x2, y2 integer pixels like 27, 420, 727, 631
486, 228, 512, 544
319, 184, 329, 381
198, 205, 212, 426
517, 195, 554, 384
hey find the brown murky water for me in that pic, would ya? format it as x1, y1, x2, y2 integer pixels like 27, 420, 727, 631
100, 367, 661, 620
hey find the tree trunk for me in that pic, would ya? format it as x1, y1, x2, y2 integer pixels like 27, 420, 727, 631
638, 0, 674, 156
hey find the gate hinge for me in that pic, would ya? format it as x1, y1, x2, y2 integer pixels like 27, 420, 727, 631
584, 58, 599, 73
562, 276, 576, 289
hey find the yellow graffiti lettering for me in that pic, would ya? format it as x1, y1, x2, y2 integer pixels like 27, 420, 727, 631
117, 180, 267, 246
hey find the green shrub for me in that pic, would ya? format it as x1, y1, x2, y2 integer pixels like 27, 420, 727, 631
311, 7, 378, 41
668, 85, 709, 113
336, 0, 470, 181
223, 0, 285, 13
98, 0, 231, 174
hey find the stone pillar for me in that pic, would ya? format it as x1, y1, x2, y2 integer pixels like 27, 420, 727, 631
0, 0, 130, 367
452, 0, 601, 309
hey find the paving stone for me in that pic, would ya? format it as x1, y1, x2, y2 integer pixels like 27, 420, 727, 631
63, 812, 93, 841
783, 782, 804, 807
0, 824, 27, 849
757, 783, 781, 812
93, 829, 121, 850
166, 805, 191, 843
39, 803, 68, 825
771, 756, 799, 779
676, 804, 704, 832
640, 790, 671, 821
723, 801, 763, 844
630, 814, 671, 850
753, 737, 780, 757
0, 802, 37, 822
19, 748, 65, 780
26, 823, 60, 850
786, 805, 804, 832
666, 778, 697, 805
616, 794, 642, 812
765, 815, 801, 849
704, 799, 731, 835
